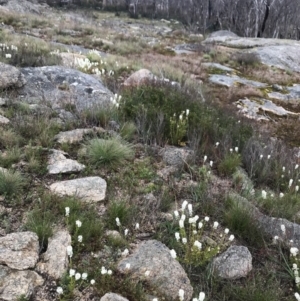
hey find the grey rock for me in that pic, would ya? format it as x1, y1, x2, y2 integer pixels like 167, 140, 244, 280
117, 240, 193, 301
268, 84, 300, 102
0, 266, 44, 301
212, 246, 252, 279
54, 127, 105, 144
0, 62, 26, 90
209, 74, 267, 88
123, 69, 156, 87
36, 230, 71, 279
0, 232, 39, 270
0, 98, 6, 106
0, 115, 10, 124
208, 30, 238, 38
236, 97, 299, 121
253, 45, 300, 73
161, 146, 194, 169
3, 0, 49, 14
19, 66, 113, 111
202, 62, 235, 73
49, 176, 107, 202
47, 149, 85, 174
100, 293, 129, 301
203, 35, 300, 72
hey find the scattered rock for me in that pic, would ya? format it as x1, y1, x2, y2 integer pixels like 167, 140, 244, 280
203, 33, 300, 72
209, 74, 267, 88
19, 66, 113, 111
161, 146, 194, 169
123, 69, 156, 87
208, 30, 238, 38
0, 114, 10, 124
0, 266, 44, 301
36, 230, 71, 279
212, 246, 252, 279
100, 293, 129, 301
2, 0, 50, 14
0, 62, 26, 90
202, 62, 235, 73
0, 232, 39, 270
117, 240, 193, 301
47, 149, 85, 174
268, 84, 300, 102
236, 97, 299, 121
49, 176, 107, 202
54, 127, 105, 144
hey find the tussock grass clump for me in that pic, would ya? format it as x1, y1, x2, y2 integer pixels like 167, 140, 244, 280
0, 169, 26, 197
0, 146, 22, 168
224, 196, 265, 247
218, 152, 241, 176
85, 138, 134, 169
25, 208, 54, 253
0, 129, 23, 148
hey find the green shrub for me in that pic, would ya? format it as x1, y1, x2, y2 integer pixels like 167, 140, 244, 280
0, 169, 25, 197
120, 121, 136, 141
120, 83, 253, 152
1, 41, 61, 67
85, 138, 134, 169
218, 153, 241, 176
0, 129, 23, 148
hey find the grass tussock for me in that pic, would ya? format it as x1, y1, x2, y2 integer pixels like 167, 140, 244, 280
85, 138, 135, 169
0, 169, 26, 198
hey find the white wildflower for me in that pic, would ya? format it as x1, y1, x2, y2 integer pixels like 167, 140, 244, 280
182, 237, 187, 244
124, 229, 129, 236
203, 155, 207, 163
188, 204, 193, 216
69, 269, 76, 277
261, 190, 267, 199
174, 210, 179, 219
179, 219, 184, 228
82, 272, 88, 280
145, 270, 150, 277
260, 154, 263, 159
296, 164, 299, 170
235, 147, 238, 153
281, 224, 286, 234
279, 193, 284, 198
213, 221, 219, 229
198, 222, 203, 229
194, 240, 202, 249
289, 179, 294, 188
175, 232, 180, 241
199, 292, 205, 301
296, 185, 299, 192
229, 235, 235, 241
65, 207, 70, 217
182, 200, 188, 211
101, 266, 108, 274
125, 263, 131, 270
56, 287, 63, 295
215, 142, 219, 147
135, 223, 140, 230
290, 247, 299, 257
107, 269, 112, 275
225, 228, 229, 234
66, 245, 73, 258
179, 289, 185, 301
5, 53, 11, 58
116, 217, 121, 226
75, 273, 81, 280
78, 235, 83, 243
209, 160, 213, 167
170, 249, 177, 259
75, 220, 82, 228
204, 216, 210, 222
90, 279, 95, 285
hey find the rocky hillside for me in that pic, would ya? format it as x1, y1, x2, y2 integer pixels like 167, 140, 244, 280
0, 1, 300, 301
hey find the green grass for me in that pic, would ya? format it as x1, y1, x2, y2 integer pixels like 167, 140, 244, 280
0, 146, 22, 168
0, 168, 26, 198
224, 196, 265, 248
85, 137, 134, 169
218, 153, 242, 177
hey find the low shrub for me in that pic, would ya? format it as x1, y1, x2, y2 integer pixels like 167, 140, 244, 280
0, 169, 26, 197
